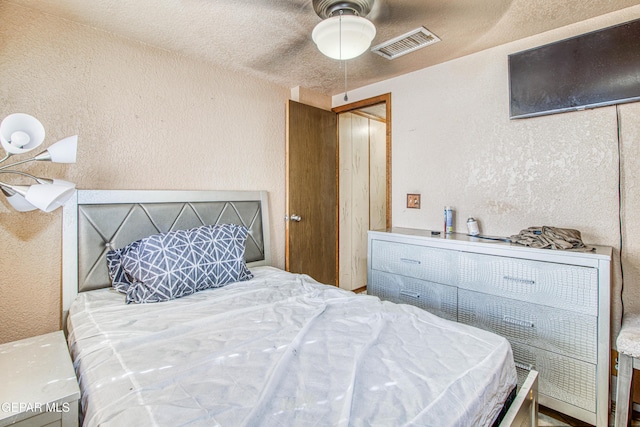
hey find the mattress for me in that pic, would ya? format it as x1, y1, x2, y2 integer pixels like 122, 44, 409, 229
67, 266, 517, 427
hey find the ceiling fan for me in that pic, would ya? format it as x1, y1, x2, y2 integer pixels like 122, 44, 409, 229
311, 0, 377, 60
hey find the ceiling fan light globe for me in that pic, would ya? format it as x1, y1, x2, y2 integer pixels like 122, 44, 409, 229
312, 15, 376, 60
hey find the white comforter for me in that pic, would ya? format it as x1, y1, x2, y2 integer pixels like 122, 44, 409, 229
67, 267, 517, 427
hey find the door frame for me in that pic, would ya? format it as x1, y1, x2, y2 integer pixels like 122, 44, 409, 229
332, 93, 392, 229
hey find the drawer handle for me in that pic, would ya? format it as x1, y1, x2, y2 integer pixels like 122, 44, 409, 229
514, 361, 534, 371
503, 276, 535, 285
503, 316, 534, 328
400, 290, 420, 299
400, 258, 421, 265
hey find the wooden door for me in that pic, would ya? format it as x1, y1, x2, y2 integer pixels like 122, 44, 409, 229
286, 100, 337, 285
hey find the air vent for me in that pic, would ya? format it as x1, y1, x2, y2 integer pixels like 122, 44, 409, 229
371, 27, 440, 60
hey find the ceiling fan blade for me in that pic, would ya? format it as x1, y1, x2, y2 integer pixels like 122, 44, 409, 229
208, 0, 312, 15
370, 0, 511, 23
368, 0, 512, 47
247, 37, 312, 73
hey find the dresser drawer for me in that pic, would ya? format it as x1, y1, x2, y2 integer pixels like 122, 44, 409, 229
369, 270, 457, 321
458, 252, 598, 315
458, 290, 597, 363
511, 342, 596, 413
370, 240, 456, 285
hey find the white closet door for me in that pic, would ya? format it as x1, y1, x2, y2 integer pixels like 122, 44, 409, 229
339, 113, 370, 291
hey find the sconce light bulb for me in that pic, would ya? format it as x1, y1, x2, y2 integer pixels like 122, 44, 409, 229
10, 131, 30, 148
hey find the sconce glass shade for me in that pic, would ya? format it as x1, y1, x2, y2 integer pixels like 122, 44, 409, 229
1, 187, 37, 212
7, 193, 38, 211
34, 135, 78, 163
0, 113, 78, 213
0, 113, 46, 155
50, 179, 76, 188
9, 183, 76, 213
312, 15, 376, 60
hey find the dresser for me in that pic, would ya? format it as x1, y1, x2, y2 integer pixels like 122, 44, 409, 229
367, 228, 612, 427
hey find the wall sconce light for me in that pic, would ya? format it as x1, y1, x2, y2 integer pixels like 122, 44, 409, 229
0, 113, 78, 212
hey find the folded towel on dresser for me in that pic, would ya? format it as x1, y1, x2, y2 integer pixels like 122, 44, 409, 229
510, 226, 594, 251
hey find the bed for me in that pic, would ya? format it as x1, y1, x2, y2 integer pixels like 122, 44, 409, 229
62, 190, 538, 427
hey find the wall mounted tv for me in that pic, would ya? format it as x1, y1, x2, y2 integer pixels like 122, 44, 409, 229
509, 18, 640, 119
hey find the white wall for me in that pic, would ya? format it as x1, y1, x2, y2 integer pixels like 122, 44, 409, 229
0, 2, 289, 344
334, 5, 640, 342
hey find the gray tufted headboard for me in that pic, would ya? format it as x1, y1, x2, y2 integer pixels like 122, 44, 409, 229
62, 190, 271, 320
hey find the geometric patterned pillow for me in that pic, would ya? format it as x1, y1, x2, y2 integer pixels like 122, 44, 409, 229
118, 224, 253, 304
106, 239, 143, 293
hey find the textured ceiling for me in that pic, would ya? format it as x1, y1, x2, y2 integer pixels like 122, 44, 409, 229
8, 0, 640, 95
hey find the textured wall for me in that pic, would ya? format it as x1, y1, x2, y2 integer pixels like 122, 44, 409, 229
334, 5, 640, 343
0, 3, 289, 344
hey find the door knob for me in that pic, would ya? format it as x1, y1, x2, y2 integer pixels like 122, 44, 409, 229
290, 214, 302, 222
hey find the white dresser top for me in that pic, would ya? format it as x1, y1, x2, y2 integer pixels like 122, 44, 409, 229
0, 331, 80, 425
370, 227, 612, 262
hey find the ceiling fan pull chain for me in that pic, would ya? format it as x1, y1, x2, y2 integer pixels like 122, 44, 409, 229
344, 60, 349, 101
338, 9, 349, 101
339, 10, 343, 60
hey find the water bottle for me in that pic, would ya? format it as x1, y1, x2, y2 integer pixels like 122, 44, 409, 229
444, 206, 453, 234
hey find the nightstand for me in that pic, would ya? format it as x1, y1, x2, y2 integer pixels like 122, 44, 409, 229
0, 331, 80, 427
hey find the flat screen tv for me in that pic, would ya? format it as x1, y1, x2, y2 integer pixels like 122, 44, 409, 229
509, 18, 640, 119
